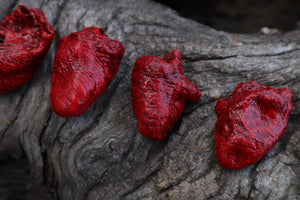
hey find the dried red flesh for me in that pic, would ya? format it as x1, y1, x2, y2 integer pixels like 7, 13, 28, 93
131, 49, 201, 140
0, 5, 55, 93
214, 80, 293, 169
50, 27, 125, 117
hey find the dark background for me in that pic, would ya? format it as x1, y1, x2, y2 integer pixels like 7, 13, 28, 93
154, 0, 300, 33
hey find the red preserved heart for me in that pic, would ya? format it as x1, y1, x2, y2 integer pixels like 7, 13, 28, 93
214, 80, 293, 169
50, 27, 125, 117
131, 49, 201, 140
0, 5, 55, 93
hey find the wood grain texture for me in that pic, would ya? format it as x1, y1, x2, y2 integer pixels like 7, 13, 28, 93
0, 0, 299, 199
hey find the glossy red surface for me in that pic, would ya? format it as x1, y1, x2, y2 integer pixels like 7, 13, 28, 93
50, 27, 125, 117
0, 5, 55, 93
131, 49, 201, 140
214, 80, 293, 169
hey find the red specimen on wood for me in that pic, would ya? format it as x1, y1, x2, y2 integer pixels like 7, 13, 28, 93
215, 80, 293, 169
131, 49, 201, 140
0, 5, 55, 93
50, 27, 125, 117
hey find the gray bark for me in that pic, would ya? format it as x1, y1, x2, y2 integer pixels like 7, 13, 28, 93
0, 0, 299, 199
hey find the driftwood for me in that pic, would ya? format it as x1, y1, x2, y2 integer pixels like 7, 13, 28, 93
0, 0, 299, 199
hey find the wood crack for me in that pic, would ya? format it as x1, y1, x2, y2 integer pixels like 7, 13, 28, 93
243, 48, 300, 58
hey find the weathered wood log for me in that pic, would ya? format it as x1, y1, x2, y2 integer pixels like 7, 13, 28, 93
0, 0, 299, 199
